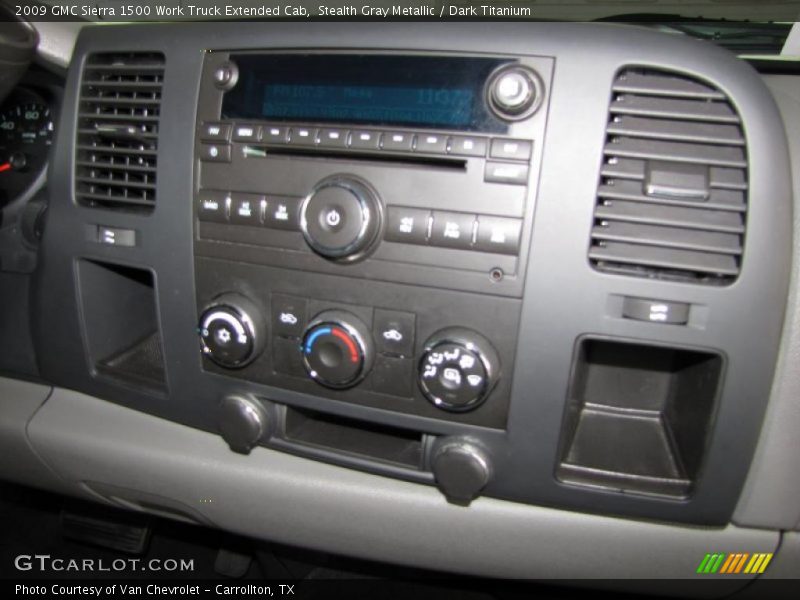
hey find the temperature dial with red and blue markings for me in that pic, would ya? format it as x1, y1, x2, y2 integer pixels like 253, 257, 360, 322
302, 310, 374, 389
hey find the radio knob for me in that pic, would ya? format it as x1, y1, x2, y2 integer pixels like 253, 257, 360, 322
302, 310, 374, 389
199, 293, 265, 368
213, 61, 238, 91
418, 327, 500, 412
431, 438, 493, 505
487, 65, 543, 120
300, 175, 382, 262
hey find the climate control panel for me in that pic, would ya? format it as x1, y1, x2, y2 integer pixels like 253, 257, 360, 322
194, 258, 520, 429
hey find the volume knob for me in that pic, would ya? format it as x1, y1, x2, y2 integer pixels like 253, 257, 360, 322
300, 175, 382, 262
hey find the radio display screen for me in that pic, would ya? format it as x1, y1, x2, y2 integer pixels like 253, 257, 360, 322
222, 54, 511, 132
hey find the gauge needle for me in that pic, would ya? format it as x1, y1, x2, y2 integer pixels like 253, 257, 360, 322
0, 162, 11, 173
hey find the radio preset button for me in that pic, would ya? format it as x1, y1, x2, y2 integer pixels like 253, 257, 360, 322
484, 161, 529, 185
319, 128, 348, 148
430, 211, 476, 250
349, 130, 380, 150
449, 136, 487, 157
198, 191, 228, 223
262, 125, 289, 144
289, 127, 317, 145
381, 131, 414, 152
385, 207, 430, 245
230, 193, 263, 227
415, 133, 447, 154
200, 143, 231, 163
201, 122, 231, 142
490, 138, 532, 161
233, 124, 260, 143
263, 196, 301, 231
475, 216, 523, 255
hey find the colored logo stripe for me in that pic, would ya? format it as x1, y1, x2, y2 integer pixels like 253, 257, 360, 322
697, 553, 773, 574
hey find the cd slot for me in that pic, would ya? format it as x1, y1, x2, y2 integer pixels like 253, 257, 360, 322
243, 145, 468, 171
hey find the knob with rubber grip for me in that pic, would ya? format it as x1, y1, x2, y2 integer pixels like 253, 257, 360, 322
218, 395, 269, 455
431, 438, 493, 505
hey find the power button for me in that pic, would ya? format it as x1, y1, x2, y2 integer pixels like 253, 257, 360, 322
300, 176, 382, 261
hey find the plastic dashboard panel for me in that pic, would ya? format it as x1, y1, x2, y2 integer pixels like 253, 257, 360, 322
32, 22, 792, 529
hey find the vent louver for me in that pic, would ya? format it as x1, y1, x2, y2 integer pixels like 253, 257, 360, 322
589, 69, 747, 284
75, 52, 164, 212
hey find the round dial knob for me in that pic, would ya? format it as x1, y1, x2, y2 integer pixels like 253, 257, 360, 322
486, 65, 543, 120
219, 395, 269, 455
300, 175, 382, 261
431, 438, 493, 505
199, 293, 265, 369
418, 327, 500, 412
302, 310, 374, 389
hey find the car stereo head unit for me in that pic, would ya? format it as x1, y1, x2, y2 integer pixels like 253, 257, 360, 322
220, 53, 544, 132
194, 50, 552, 294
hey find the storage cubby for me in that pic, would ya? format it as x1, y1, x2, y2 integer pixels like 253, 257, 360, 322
283, 406, 424, 469
78, 260, 166, 393
556, 338, 723, 498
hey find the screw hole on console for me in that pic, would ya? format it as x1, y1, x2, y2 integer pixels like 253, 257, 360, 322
490, 268, 504, 282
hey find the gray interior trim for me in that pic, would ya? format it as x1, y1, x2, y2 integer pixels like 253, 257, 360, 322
733, 75, 800, 531
0, 376, 71, 494
32, 21, 83, 70
26, 386, 779, 584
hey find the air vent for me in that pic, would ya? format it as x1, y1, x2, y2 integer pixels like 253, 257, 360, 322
589, 68, 747, 284
75, 52, 164, 212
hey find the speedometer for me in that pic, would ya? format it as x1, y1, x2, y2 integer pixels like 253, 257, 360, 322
0, 91, 54, 208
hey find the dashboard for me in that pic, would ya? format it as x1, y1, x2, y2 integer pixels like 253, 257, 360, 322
1, 17, 799, 590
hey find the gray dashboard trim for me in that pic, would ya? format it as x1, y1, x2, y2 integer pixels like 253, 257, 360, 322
25, 385, 779, 585
733, 75, 800, 532
32, 21, 84, 70
0, 376, 71, 495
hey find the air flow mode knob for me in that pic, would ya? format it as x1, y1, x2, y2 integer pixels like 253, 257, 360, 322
199, 293, 265, 368
300, 175, 383, 262
418, 327, 500, 412
302, 310, 375, 389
